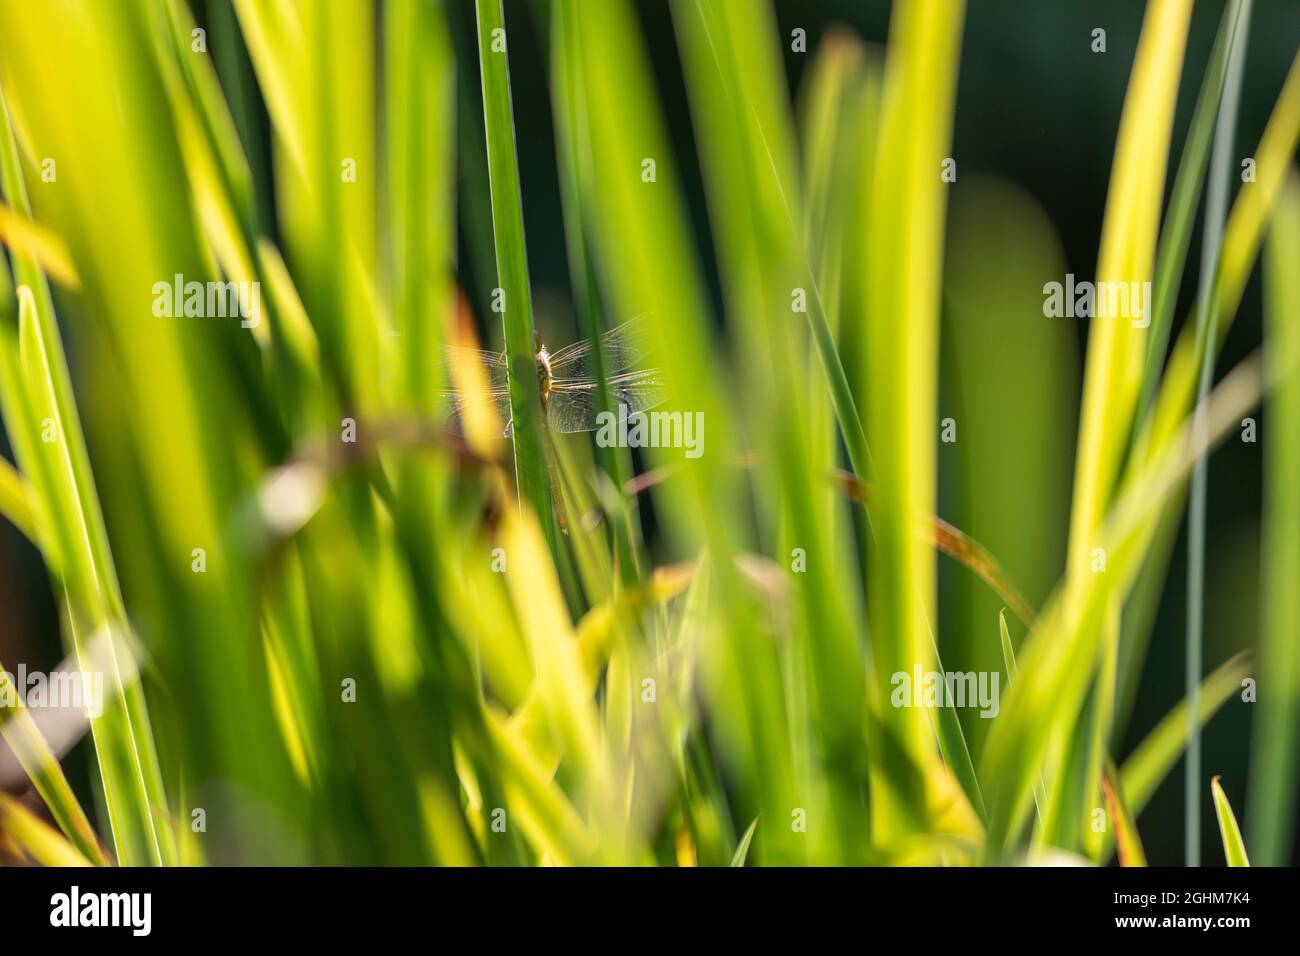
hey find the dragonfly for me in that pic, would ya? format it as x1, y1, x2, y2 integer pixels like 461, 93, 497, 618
440, 316, 667, 437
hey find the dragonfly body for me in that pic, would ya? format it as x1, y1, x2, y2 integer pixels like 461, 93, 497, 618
443, 316, 666, 436
534, 332, 555, 411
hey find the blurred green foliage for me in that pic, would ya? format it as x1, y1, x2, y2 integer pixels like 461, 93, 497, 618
0, 0, 1296, 867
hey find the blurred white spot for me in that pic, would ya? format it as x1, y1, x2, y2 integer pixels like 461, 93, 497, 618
259, 462, 326, 537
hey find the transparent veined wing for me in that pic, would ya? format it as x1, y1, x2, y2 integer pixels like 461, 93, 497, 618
438, 387, 514, 437
441, 344, 509, 389
544, 388, 599, 434
438, 343, 512, 436
606, 367, 668, 415
546, 368, 668, 434
548, 314, 654, 383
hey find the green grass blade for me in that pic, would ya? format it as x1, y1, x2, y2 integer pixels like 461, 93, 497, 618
0, 792, 95, 867
474, 0, 555, 549
1246, 173, 1300, 865
11, 280, 169, 867
386, 0, 454, 408
799, 31, 863, 277
729, 816, 758, 867
0, 455, 36, 548
862, 0, 965, 835
998, 610, 1017, 680
0, 661, 109, 865
0, 203, 78, 288
1101, 760, 1147, 867
1211, 776, 1250, 866
1067, 0, 1192, 569
485, 709, 596, 865
1133, 0, 1250, 439
550, 0, 643, 586
998, 609, 1045, 824
0, 100, 125, 640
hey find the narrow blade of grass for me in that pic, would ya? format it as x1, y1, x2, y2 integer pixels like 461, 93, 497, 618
1100, 760, 1147, 867
862, 0, 965, 835
11, 280, 168, 866
730, 816, 758, 867
1211, 776, 1250, 866
1246, 173, 1300, 865
0, 454, 37, 549
1133, 0, 1251, 439
0, 661, 109, 865
0, 792, 95, 867
0, 204, 79, 288
474, 0, 556, 551
1067, 0, 1192, 572
998, 609, 1045, 825
499, 504, 610, 812
550, 0, 643, 586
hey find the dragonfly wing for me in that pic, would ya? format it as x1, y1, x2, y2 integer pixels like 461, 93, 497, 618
439, 343, 512, 436
441, 344, 509, 390
438, 388, 513, 437
606, 368, 668, 414
545, 339, 589, 375
548, 314, 654, 379
545, 368, 668, 434
545, 388, 599, 434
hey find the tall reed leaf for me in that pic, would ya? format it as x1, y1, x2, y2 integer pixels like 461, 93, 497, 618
1211, 777, 1250, 866
474, 0, 555, 549
862, 0, 965, 835
0, 661, 109, 866
1246, 174, 1300, 865
0, 792, 95, 867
